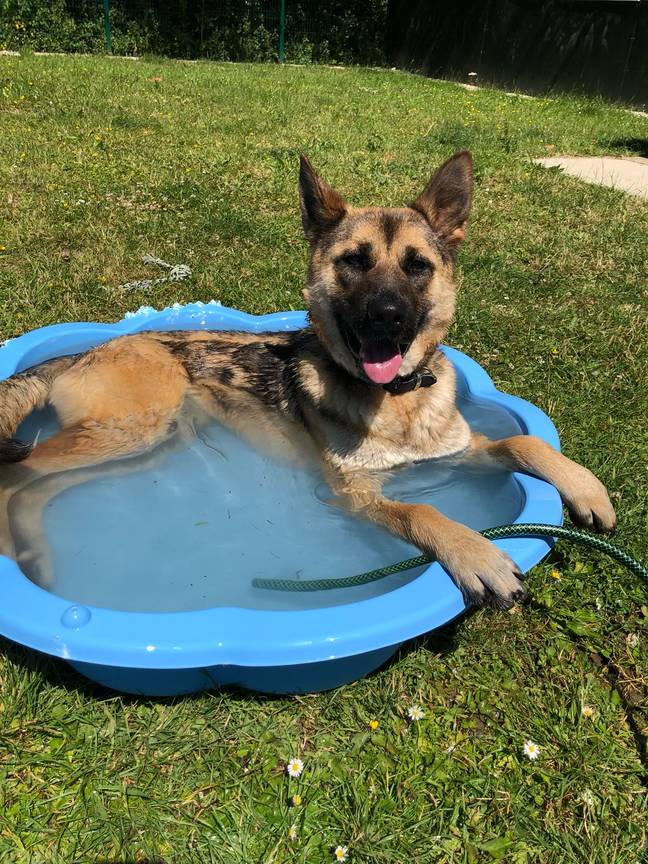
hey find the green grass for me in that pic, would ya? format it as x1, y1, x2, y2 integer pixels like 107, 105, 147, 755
0, 55, 647, 864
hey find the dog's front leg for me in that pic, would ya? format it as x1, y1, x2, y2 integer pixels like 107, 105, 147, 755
471, 433, 616, 533
323, 464, 526, 609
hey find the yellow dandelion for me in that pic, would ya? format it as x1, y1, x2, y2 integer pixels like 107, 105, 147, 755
291, 794, 302, 807
369, 719, 379, 731
551, 569, 561, 580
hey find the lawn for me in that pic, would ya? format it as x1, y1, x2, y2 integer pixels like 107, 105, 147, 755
0, 54, 647, 864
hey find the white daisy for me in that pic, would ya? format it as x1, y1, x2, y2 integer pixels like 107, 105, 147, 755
581, 705, 594, 719
334, 845, 349, 862
523, 740, 540, 760
407, 705, 425, 721
286, 757, 304, 778
288, 823, 298, 841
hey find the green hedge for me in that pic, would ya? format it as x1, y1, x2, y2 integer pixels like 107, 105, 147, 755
0, 0, 387, 63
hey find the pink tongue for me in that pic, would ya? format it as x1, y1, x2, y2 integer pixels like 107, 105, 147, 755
361, 343, 403, 384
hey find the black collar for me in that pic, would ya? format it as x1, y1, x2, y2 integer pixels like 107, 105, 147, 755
382, 367, 437, 395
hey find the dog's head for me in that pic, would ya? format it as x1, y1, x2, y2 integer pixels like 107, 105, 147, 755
300, 151, 473, 385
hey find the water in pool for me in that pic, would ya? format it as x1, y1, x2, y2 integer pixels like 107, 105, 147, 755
13, 391, 523, 612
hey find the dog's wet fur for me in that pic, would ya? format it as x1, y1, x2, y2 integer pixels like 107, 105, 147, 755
0, 152, 617, 608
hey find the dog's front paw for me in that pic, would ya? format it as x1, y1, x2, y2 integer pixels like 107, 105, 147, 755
437, 526, 526, 610
561, 465, 617, 535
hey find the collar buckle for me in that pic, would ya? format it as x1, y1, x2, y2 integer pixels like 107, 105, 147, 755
382, 368, 437, 395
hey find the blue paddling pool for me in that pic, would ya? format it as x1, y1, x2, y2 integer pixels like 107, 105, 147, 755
0, 303, 562, 695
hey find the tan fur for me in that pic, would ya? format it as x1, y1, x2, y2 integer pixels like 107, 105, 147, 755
471, 433, 616, 532
306, 208, 455, 380
0, 356, 77, 439
0, 151, 616, 609
296, 345, 469, 472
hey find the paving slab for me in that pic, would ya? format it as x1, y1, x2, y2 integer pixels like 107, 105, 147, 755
535, 156, 648, 198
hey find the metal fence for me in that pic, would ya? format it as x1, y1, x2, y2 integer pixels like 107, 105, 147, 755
0, 0, 388, 65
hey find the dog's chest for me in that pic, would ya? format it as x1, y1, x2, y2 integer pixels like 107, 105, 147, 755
353, 416, 470, 470
327, 389, 472, 471
299, 349, 472, 471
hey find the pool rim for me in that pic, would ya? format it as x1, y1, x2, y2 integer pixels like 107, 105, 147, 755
0, 303, 563, 670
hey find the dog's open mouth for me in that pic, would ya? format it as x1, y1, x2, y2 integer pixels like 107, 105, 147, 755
343, 328, 408, 385
359, 340, 403, 384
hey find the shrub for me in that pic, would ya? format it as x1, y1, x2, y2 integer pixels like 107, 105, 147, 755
0, 0, 387, 63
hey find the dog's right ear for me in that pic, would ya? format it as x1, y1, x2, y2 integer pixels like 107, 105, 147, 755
299, 155, 347, 243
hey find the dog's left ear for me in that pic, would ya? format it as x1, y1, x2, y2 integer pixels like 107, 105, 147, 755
411, 151, 473, 256
299, 155, 347, 244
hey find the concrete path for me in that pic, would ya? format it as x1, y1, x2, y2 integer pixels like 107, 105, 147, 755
535, 156, 648, 199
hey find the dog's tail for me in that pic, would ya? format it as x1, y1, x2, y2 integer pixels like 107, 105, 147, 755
0, 355, 77, 464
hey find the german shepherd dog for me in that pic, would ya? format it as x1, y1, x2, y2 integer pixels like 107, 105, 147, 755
0, 152, 616, 608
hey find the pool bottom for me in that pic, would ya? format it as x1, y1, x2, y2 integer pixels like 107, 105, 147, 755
69, 642, 406, 696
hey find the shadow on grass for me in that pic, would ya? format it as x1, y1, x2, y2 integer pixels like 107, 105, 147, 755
93, 859, 167, 864
604, 137, 648, 158
383, 613, 465, 670
0, 636, 96, 694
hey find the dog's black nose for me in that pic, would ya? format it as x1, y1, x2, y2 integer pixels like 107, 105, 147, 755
366, 294, 406, 332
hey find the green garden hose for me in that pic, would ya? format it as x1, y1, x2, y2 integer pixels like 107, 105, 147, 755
252, 523, 648, 592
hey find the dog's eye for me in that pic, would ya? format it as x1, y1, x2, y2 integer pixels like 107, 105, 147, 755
403, 256, 432, 276
340, 252, 369, 270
